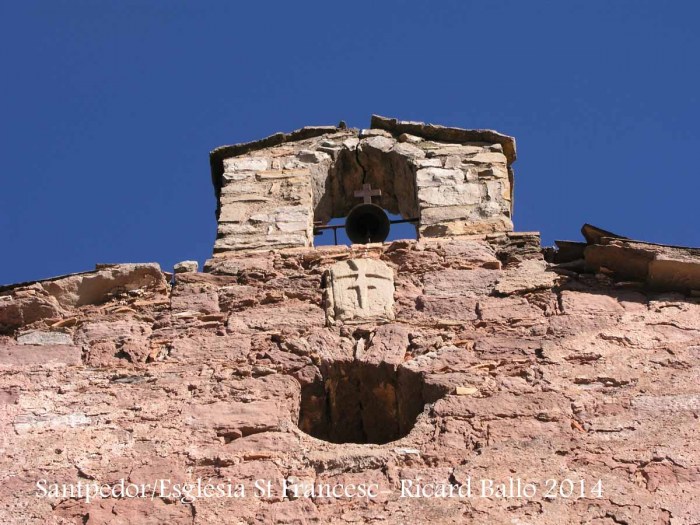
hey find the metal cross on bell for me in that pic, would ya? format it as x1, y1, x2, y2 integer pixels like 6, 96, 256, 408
345, 184, 391, 244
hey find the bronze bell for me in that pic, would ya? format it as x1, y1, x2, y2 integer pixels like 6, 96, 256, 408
345, 203, 391, 244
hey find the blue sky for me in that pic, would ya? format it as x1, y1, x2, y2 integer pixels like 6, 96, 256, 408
1, 1, 699, 284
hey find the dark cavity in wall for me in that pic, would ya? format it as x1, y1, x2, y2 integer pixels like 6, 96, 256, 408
298, 360, 430, 445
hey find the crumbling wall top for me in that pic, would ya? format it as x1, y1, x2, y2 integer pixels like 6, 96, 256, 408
209, 125, 343, 197
369, 114, 516, 165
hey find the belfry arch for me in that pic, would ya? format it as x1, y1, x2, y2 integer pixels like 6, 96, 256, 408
312, 133, 421, 225
310, 132, 423, 244
209, 115, 516, 253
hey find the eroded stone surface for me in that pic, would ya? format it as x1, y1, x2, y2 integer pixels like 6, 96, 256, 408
325, 259, 395, 325
1, 235, 699, 524
173, 260, 198, 273
585, 237, 700, 292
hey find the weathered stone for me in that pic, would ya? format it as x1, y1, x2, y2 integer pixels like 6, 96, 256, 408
0, 343, 81, 366
223, 156, 269, 172
585, 237, 700, 292
360, 135, 395, 152
455, 386, 478, 396
360, 323, 409, 365
416, 158, 442, 168
325, 259, 395, 325
411, 295, 478, 323
371, 114, 516, 164
417, 182, 482, 207
398, 133, 423, 144
234, 301, 325, 332
3, 120, 700, 525
40, 263, 168, 307
560, 290, 624, 315
173, 260, 198, 273
419, 216, 514, 237
0, 292, 63, 331
415, 167, 465, 188
16, 330, 73, 346
391, 141, 425, 159
185, 400, 290, 439
495, 259, 556, 294
477, 296, 544, 325
210, 116, 517, 252
632, 394, 700, 412
466, 150, 508, 164
358, 128, 393, 139
0, 235, 699, 524
423, 269, 499, 297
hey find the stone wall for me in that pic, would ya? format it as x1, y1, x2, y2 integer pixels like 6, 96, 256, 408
211, 116, 516, 252
2, 116, 699, 523
1, 234, 699, 523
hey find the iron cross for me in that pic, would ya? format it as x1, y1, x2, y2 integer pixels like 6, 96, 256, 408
354, 183, 382, 204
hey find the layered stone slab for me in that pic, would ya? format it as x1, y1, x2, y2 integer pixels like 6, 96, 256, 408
585, 237, 700, 292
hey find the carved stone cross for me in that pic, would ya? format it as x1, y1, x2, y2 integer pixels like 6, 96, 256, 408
354, 183, 382, 204
325, 259, 395, 325
338, 259, 391, 309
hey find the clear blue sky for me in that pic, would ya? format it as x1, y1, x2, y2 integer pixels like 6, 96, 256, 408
2, 1, 699, 285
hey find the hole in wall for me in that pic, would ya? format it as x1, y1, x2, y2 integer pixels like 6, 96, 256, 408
297, 359, 428, 445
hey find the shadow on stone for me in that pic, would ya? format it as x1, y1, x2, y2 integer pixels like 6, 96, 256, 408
298, 360, 428, 445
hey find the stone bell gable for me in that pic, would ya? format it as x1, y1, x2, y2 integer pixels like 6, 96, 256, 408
209, 115, 516, 253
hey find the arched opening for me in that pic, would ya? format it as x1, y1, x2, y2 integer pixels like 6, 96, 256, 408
311, 138, 420, 246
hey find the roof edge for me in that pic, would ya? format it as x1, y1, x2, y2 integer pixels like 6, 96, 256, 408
370, 114, 516, 165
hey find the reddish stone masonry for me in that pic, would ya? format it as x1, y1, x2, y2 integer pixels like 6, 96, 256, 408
1, 118, 699, 523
